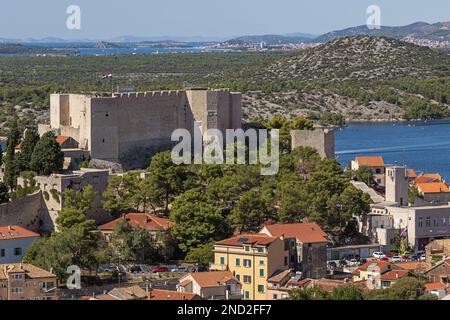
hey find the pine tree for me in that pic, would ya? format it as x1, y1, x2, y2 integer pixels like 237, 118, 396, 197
30, 131, 64, 175
4, 119, 21, 189
16, 128, 39, 172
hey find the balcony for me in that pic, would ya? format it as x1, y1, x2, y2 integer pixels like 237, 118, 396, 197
226, 289, 243, 300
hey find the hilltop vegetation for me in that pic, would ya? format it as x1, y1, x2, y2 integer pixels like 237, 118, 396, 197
315, 21, 450, 43
0, 36, 449, 132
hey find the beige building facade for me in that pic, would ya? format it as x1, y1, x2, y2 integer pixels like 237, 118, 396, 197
211, 234, 289, 300
0, 263, 57, 300
40, 89, 241, 169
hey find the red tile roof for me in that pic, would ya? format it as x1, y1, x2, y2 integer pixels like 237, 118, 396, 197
56, 135, 71, 145
407, 169, 417, 179
352, 261, 395, 275
182, 271, 239, 288
416, 182, 450, 194
261, 222, 327, 243
288, 278, 312, 287
99, 213, 174, 232
355, 156, 384, 167
215, 234, 278, 247
0, 226, 39, 240
425, 282, 447, 291
379, 270, 409, 281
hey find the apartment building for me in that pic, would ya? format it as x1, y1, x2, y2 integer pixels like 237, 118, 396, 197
0, 263, 57, 300
0, 226, 39, 264
211, 234, 289, 300
259, 222, 328, 278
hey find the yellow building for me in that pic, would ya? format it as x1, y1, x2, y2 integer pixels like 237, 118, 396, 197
211, 234, 289, 300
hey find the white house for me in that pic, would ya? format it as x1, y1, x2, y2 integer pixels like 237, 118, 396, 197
0, 225, 39, 264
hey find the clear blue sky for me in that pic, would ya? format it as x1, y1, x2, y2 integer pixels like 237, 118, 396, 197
0, 0, 449, 39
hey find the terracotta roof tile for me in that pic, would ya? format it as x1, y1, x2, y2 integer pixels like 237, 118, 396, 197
0, 263, 56, 280
379, 270, 409, 281
355, 156, 384, 167
0, 225, 39, 240
260, 222, 327, 243
416, 182, 450, 194
56, 135, 71, 145
215, 234, 278, 247
425, 282, 447, 291
393, 261, 431, 272
407, 169, 417, 178
181, 271, 239, 288
99, 213, 174, 232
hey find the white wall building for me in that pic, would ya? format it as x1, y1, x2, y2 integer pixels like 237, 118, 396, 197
0, 226, 39, 264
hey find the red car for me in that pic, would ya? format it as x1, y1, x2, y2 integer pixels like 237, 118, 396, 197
152, 266, 168, 273
379, 257, 389, 262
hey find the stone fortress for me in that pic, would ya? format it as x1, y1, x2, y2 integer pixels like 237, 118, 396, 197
39, 88, 242, 169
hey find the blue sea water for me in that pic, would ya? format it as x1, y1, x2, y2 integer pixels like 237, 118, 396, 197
335, 121, 450, 181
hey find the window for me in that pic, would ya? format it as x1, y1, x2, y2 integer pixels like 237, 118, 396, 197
244, 291, 250, 299
418, 218, 423, 228
12, 274, 23, 280
220, 257, 225, 265
259, 259, 264, 266
426, 217, 431, 227
257, 247, 264, 253
434, 218, 438, 227
243, 276, 251, 284
375, 169, 381, 174
235, 274, 240, 281
11, 287, 23, 294
259, 269, 265, 277
243, 259, 251, 268
258, 285, 265, 293
14, 248, 22, 256
244, 245, 250, 252
235, 258, 240, 266
0, 249, 4, 257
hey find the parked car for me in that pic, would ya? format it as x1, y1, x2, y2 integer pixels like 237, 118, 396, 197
401, 256, 410, 262
349, 258, 359, 266
130, 265, 143, 274
391, 256, 402, 263
152, 266, 169, 273
419, 254, 426, 261
373, 251, 386, 259
327, 261, 337, 270
192, 266, 208, 272
170, 266, 189, 273
409, 254, 419, 261
379, 257, 389, 262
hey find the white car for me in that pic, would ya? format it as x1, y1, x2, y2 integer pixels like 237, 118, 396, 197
419, 254, 426, 261
391, 256, 402, 263
373, 251, 386, 259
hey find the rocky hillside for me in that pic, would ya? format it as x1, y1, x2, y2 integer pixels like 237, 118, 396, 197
259, 36, 448, 82
241, 36, 450, 122
315, 21, 450, 43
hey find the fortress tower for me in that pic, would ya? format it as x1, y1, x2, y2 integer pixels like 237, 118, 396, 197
40, 88, 241, 169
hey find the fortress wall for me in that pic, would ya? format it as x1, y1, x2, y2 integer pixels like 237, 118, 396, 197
231, 93, 242, 130
0, 192, 51, 232
291, 129, 335, 159
186, 90, 208, 132
89, 91, 190, 166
